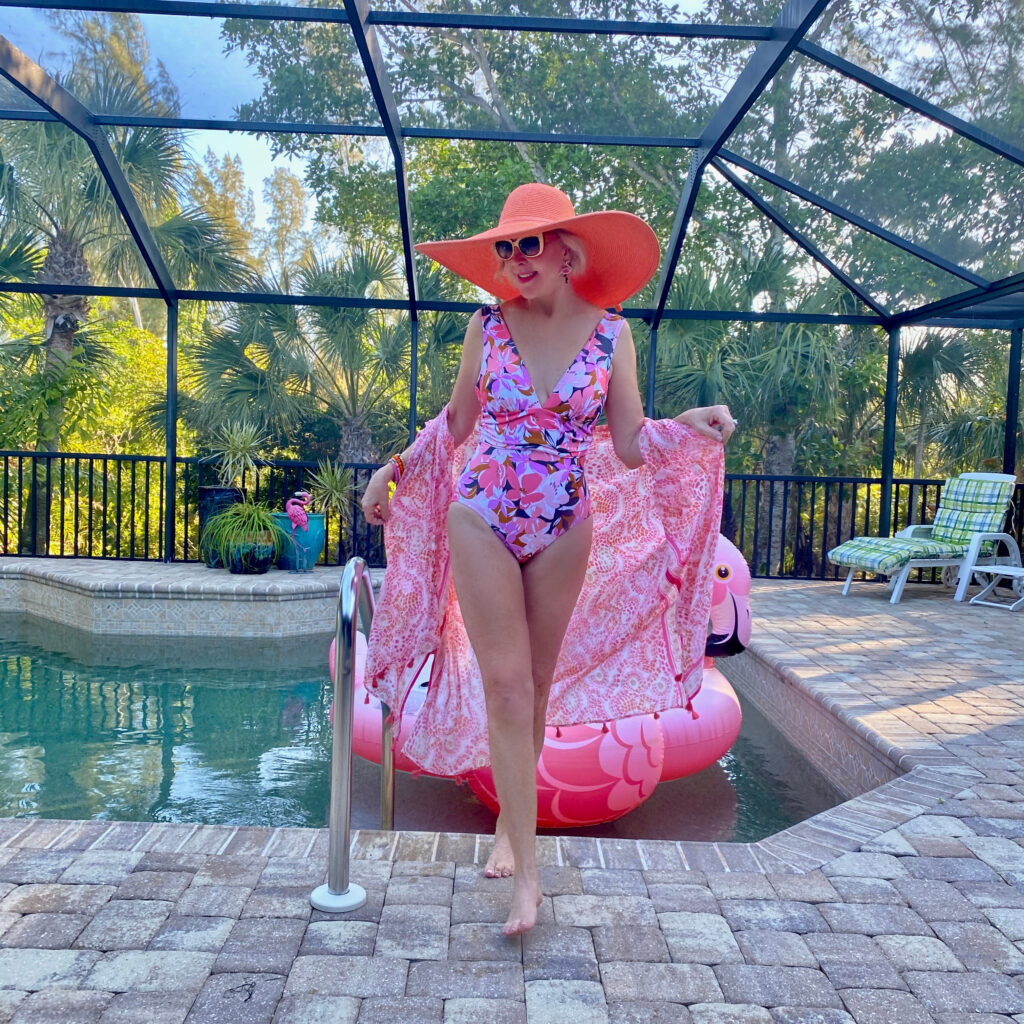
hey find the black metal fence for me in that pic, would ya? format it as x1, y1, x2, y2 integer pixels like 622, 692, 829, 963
724, 474, 1024, 580
3, 450, 1021, 581
1, 451, 385, 568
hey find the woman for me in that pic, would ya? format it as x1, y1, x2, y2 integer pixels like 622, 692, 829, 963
361, 184, 734, 936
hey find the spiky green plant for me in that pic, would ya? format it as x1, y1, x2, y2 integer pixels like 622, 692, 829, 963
307, 458, 353, 513
207, 420, 268, 488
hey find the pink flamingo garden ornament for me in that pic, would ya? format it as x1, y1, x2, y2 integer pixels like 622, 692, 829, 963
284, 491, 312, 572
285, 491, 311, 531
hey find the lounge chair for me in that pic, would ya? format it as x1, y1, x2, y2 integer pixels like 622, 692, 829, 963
827, 472, 1018, 604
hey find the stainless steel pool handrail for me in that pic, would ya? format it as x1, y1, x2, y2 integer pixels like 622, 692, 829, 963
310, 556, 380, 913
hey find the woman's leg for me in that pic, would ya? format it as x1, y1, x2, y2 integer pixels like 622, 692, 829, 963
476, 520, 592, 884
521, 518, 593, 758
447, 504, 539, 934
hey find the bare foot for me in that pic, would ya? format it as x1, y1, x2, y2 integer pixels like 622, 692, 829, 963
502, 875, 543, 936
484, 827, 515, 878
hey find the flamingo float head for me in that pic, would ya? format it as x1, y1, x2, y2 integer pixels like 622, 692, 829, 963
705, 535, 752, 658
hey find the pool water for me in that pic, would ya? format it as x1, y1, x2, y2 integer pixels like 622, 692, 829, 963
0, 614, 843, 842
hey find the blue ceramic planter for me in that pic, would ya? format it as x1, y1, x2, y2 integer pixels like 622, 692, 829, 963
271, 512, 326, 571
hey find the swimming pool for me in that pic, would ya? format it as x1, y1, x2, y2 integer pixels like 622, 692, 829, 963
0, 613, 843, 842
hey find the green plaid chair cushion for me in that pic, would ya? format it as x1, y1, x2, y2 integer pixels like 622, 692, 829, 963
939, 475, 1015, 512
931, 507, 1008, 544
828, 536, 968, 576
930, 476, 1013, 544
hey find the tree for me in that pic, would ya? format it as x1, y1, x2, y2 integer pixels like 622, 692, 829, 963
898, 331, 982, 479
929, 329, 1022, 478
0, 67, 249, 458
7, 0, 1022, 498
256, 167, 314, 280
0, 313, 113, 452
221, 0, 730, 244
0, 231, 44, 317
188, 149, 257, 260
0, 12, 252, 551
189, 246, 414, 463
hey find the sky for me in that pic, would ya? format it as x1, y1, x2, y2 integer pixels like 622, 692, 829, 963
0, 8, 307, 226
0, 3, 715, 229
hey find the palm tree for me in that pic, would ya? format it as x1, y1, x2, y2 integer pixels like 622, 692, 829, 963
0, 64, 249, 552
412, 264, 469, 424
897, 331, 981, 522
649, 260, 754, 416
0, 229, 43, 305
651, 230, 845, 573
0, 65, 249, 456
189, 246, 415, 463
930, 404, 1021, 479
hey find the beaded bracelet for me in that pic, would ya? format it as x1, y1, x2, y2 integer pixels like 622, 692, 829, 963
389, 453, 405, 482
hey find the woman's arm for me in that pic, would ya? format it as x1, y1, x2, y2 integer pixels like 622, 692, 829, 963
361, 311, 483, 524
445, 309, 484, 446
604, 320, 737, 471
603, 321, 647, 469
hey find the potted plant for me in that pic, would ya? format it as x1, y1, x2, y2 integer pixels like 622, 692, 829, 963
198, 420, 268, 567
310, 459, 355, 565
271, 460, 353, 571
271, 490, 324, 572
202, 496, 288, 575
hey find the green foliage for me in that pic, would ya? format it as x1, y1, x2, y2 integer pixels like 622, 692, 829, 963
0, 232, 44, 305
207, 421, 269, 488
66, 320, 168, 454
201, 497, 287, 570
0, 309, 170, 454
184, 246, 459, 462
306, 459, 354, 514
257, 168, 315, 278
0, 313, 118, 450
3, 0, 1023, 485
188, 149, 257, 259
0, 12, 251, 455
220, 1, 728, 242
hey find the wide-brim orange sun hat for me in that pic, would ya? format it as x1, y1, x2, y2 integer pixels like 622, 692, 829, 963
414, 183, 661, 310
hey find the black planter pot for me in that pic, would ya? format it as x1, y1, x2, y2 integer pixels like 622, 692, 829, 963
226, 541, 278, 575
198, 485, 244, 567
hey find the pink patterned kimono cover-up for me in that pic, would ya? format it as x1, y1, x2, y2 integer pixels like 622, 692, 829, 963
364, 408, 725, 778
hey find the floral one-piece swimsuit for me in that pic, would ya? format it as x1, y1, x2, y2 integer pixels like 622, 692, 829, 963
454, 304, 624, 563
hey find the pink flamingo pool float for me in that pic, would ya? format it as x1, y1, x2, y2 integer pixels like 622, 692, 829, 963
334, 535, 751, 828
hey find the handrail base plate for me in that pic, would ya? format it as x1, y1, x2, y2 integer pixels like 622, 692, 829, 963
310, 882, 367, 913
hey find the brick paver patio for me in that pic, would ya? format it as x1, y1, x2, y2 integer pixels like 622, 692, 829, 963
2, 577, 1024, 1022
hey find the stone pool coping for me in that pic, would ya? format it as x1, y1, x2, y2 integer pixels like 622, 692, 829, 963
0, 557, 354, 636
0, 766, 971, 879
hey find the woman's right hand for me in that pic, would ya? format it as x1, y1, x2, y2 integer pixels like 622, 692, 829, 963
360, 465, 395, 525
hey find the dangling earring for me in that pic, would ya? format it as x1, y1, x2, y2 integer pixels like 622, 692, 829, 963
560, 251, 573, 283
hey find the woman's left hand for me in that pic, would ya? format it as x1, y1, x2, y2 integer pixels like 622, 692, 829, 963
674, 405, 737, 443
